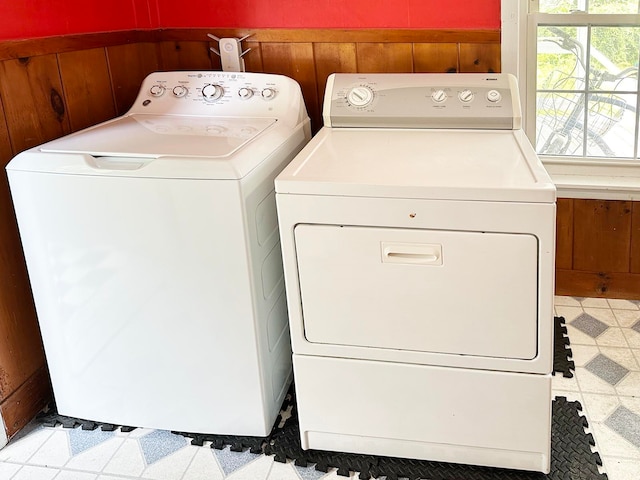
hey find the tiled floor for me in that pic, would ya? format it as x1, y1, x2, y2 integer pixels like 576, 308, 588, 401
1, 296, 639, 480
553, 296, 640, 480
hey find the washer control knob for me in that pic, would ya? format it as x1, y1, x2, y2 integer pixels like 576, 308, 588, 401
458, 89, 474, 103
149, 84, 165, 97
172, 85, 188, 98
202, 84, 224, 102
431, 89, 447, 104
238, 87, 254, 99
487, 89, 502, 103
261, 88, 276, 100
347, 86, 374, 107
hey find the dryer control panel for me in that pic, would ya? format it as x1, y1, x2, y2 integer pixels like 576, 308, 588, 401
325, 73, 522, 130
129, 71, 307, 126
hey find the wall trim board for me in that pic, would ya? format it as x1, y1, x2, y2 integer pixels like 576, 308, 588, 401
0, 28, 500, 62
556, 269, 640, 300
159, 28, 500, 44
0, 30, 158, 61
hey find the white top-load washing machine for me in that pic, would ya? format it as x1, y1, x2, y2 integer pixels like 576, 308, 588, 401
7, 71, 311, 436
275, 73, 556, 472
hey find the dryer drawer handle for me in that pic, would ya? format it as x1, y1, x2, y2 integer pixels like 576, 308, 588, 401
387, 252, 439, 261
381, 242, 443, 266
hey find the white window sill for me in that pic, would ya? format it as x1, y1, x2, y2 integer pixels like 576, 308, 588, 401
543, 158, 640, 200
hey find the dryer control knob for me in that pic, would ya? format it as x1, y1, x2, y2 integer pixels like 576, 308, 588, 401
202, 84, 224, 102
487, 89, 502, 103
431, 89, 447, 104
172, 85, 188, 98
458, 89, 475, 103
149, 84, 165, 97
347, 86, 374, 107
261, 88, 276, 100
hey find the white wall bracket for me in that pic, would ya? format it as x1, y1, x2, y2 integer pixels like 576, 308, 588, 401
208, 34, 252, 72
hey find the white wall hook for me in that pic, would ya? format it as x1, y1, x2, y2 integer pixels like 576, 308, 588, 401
207, 33, 253, 72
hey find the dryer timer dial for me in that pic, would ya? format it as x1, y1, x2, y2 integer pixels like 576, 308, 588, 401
347, 86, 374, 107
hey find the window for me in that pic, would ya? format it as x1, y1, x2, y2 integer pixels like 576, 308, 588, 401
527, 1, 640, 161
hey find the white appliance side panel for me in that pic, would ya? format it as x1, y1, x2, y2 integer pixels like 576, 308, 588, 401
294, 355, 552, 473
7, 170, 270, 435
295, 225, 538, 360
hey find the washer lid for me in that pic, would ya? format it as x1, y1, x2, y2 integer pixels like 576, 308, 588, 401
275, 128, 556, 203
40, 114, 277, 158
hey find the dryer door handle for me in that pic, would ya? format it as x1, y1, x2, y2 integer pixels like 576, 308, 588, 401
381, 242, 443, 266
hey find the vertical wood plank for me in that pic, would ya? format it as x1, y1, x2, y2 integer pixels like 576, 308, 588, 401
555, 198, 574, 270
631, 202, 640, 273
0, 56, 50, 413
313, 43, 357, 109
413, 44, 459, 73
0, 367, 50, 437
573, 200, 632, 272
0, 177, 46, 405
158, 41, 213, 71
106, 43, 160, 115
0, 55, 70, 153
58, 48, 116, 132
261, 43, 319, 131
0, 98, 12, 163
356, 43, 413, 73
459, 43, 501, 73
0, 119, 47, 406
241, 41, 262, 72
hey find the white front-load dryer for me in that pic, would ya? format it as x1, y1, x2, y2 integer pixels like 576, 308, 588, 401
7, 71, 311, 436
275, 73, 556, 472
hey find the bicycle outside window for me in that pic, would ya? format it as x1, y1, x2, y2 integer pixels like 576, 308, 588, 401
527, 0, 640, 163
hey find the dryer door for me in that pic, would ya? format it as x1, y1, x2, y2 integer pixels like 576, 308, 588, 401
294, 224, 538, 360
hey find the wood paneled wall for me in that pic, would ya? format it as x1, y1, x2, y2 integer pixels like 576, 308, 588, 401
556, 199, 640, 300
0, 27, 500, 440
0, 28, 501, 137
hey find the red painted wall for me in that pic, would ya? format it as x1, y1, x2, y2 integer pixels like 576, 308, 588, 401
155, 0, 500, 29
0, 0, 499, 41
0, 0, 155, 40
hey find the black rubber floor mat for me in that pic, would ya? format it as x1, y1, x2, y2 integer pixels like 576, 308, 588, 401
554, 316, 576, 378
265, 396, 606, 480
38, 410, 136, 433
173, 390, 296, 454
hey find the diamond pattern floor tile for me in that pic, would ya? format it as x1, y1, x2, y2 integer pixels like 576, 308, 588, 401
214, 446, 263, 477
604, 406, 640, 448
571, 313, 610, 338
585, 354, 630, 385
295, 463, 329, 480
139, 430, 188, 465
69, 427, 116, 456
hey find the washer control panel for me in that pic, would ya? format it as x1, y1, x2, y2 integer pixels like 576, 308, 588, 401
327, 73, 521, 129
129, 71, 304, 119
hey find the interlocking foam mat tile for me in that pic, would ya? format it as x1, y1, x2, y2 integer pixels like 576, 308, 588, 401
40, 317, 600, 479
263, 394, 605, 480
554, 316, 576, 378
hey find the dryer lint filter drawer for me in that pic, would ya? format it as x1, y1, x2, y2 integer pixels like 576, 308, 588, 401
294, 224, 539, 360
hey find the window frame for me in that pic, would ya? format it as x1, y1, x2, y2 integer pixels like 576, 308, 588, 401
502, 0, 640, 200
